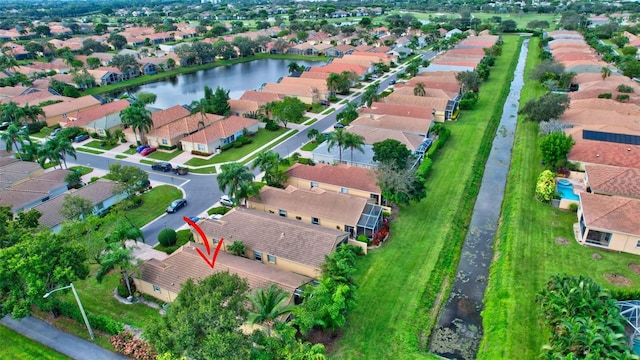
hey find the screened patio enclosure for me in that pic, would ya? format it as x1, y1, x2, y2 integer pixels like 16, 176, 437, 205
356, 203, 383, 238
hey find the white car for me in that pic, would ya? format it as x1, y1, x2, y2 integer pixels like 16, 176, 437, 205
220, 195, 234, 207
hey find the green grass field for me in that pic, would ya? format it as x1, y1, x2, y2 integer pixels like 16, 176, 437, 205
147, 148, 183, 161
127, 185, 183, 228
381, 11, 558, 31
331, 35, 520, 359
0, 325, 71, 360
478, 38, 640, 359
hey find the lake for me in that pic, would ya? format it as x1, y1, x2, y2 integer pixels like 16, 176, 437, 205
116, 59, 327, 109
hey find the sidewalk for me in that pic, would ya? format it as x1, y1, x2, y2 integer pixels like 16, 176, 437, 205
1, 315, 127, 360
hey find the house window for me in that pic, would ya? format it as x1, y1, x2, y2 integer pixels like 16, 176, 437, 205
296, 216, 302, 220
161, 138, 168, 145
98, 129, 104, 135
267, 254, 276, 264
636, 240, 640, 248
311, 217, 320, 225
279, 209, 287, 217
345, 225, 354, 237
340, 187, 348, 194
197, 144, 205, 151
310, 181, 318, 188
153, 285, 161, 293
254, 251, 263, 262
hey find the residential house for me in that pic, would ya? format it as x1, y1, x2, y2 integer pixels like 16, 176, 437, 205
31, 179, 128, 233
346, 113, 433, 154
382, 93, 452, 122
0, 158, 43, 189
142, 63, 157, 75
194, 207, 350, 278
228, 99, 260, 117
388, 46, 413, 58
87, 68, 121, 86
134, 242, 313, 303
279, 77, 330, 100
584, 165, 640, 200
181, 116, 259, 154
248, 185, 384, 239
261, 83, 319, 104
41, 95, 103, 127
287, 42, 318, 56
360, 101, 438, 120
568, 139, 640, 170
0, 91, 67, 107
142, 111, 220, 148
285, 163, 385, 207
577, 192, 640, 255
60, 99, 130, 135
239, 90, 281, 105
0, 169, 69, 213
309, 63, 369, 78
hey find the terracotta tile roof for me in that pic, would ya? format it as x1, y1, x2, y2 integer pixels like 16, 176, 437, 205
228, 99, 260, 116
382, 93, 449, 110
0, 86, 32, 98
183, 116, 258, 144
239, 90, 281, 104
447, 48, 487, 56
351, 113, 430, 134
310, 63, 368, 76
250, 185, 369, 227
335, 45, 355, 52
431, 60, 479, 68
31, 179, 120, 228
355, 45, 374, 52
280, 77, 329, 92
360, 102, 433, 119
369, 46, 393, 53
1, 91, 68, 106
148, 113, 223, 140
569, 139, 640, 169
348, 125, 425, 150
197, 207, 347, 270
348, 52, 396, 62
285, 163, 380, 193
553, 52, 600, 62
333, 56, 377, 68
262, 83, 317, 98
580, 192, 640, 237
63, 99, 130, 126
585, 164, 640, 199
299, 72, 331, 80
42, 96, 102, 118
392, 86, 454, 99
138, 242, 313, 295
561, 99, 640, 130
151, 105, 190, 128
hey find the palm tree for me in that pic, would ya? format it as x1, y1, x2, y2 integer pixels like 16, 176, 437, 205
1, 101, 24, 124
307, 128, 320, 143
248, 284, 294, 337
600, 66, 611, 81
287, 61, 301, 74
413, 82, 426, 97
19, 137, 41, 162
54, 137, 77, 169
218, 162, 255, 206
326, 72, 342, 97
251, 151, 287, 188
343, 132, 366, 165
37, 137, 63, 169
259, 101, 279, 120
327, 128, 348, 164
235, 181, 262, 207
21, 103, 44, 124
96, 243, 140, 298
120, 103, 152, 144
1, 123, 25, 156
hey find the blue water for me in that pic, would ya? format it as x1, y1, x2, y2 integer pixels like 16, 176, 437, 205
557, 183, 579, 201
634, 339, 640, 354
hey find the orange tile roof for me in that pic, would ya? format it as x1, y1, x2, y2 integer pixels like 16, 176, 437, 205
285, 163, 380, 193
360, 102, 433, 119
580, 192, 640, 237
569, 139, 640, 169
382, 93, 449, 110
183, 116, 258, 143
585, 164, 640, 199
310, 63, 368, 76
42, 96, 102, 118
148, 113, 223, 140
151, 105, 190, 128
228, 99, 260, 116
351, 113, 431, 133
239, 90, 281, 104
64, 99, 130, 126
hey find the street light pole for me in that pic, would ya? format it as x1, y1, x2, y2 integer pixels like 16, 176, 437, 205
43, 283, 95, 340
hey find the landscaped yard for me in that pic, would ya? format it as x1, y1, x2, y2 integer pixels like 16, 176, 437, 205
331, 35, 520, 359
126, 185, 182, 228
83, 140, 120, 151
478, 38, 640, 359
69, 166, 93, 176
146, 148, 183, 161
1, 325, 70, 360
184, 128, 289, 167
76, 147, 104, 155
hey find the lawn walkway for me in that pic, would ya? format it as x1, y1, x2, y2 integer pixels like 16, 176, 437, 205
331, 35, 521, 359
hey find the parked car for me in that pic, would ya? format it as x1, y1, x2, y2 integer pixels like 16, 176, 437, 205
151, 162, 173, 172
389, 79, 396, 85
209, 214, 223, 220
220, 195, 234, 207
140, 147, 157, 156
333, 122, 345, 129
50, 128, 62, 137
74, 134, 90, 143
319, 99, 331, 106
0, 122, 10, 130
166, 199, 187, 213
136, 179, 151, 192
136, 145, 150, 153
187, 216, 200, 223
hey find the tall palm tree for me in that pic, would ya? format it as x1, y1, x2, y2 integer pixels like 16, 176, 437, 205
248, 284, 294, 337
343, 132, 366, 165
37, 137, 62, 169
287, 61, 301, 74
327, 128, 348, 164
307, 128, 320, 142
326, 72, 342, 97
54, 137, 77, 169
413, 82, 426, 97
21, 103, 44, 124
19, 137, 41, 162
1, 123, 25, 156
218, 162, 255, 205
600, 66, 611, 81
251, 151, 287, 188
1, 101, 24, 124
96, 243, 140, 298
120, 103, 152, 145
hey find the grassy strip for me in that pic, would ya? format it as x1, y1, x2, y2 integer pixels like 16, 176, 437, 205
80, 53, 328, 96
242, 130, 299, 166
83, 140, 119, 151
69, 165, 93, 176
188, 166, 217, 174
139, 159, 154, 165
0, 325, 71, 359
126, 185, 183, 228
184, 128, 288, 166
76, 147, 104, 155
321, 108, 336, 115
301, 141, 319, 151
115, 155, 127, 159
478, 37, 640, 359
147, 149, 183, 161
331, 35, 521, 359
154, 230, 193, 254
123, 148, 136, 155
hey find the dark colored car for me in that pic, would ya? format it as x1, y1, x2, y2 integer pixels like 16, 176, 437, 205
136, 145, 150, 153
50, 128, 62, 137
74, 134, 90, 143
136, 179, 151, 191
140, 147, 157, 156
333, 122, 345, 129
152, 162, 173, 172
0, 121, 10, 130
166, 199, 187, 213
319, 100, 331, 106
187, 216, 200, 223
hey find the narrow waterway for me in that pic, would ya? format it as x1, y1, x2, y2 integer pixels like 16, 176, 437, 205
429, 38, 529, 359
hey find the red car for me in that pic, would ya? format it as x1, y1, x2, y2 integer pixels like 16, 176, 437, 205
140, 147, 157, 156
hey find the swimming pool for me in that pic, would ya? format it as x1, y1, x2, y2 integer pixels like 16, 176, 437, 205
557, 179, 579, 201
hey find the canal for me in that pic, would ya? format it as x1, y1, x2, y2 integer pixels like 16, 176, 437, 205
428, 38, 529, 359
112, 59, 326, 109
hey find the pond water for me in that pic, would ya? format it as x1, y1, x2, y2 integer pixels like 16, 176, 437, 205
428, 38, 530, 359
111, 59, 326, 109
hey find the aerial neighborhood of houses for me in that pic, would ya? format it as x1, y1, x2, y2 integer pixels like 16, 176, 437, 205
1, 0, 640, 358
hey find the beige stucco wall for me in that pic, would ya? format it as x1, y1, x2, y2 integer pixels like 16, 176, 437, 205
286, 177, 382, 206
579, 227, 640, 256
133, 278, 178, 303
559, 198, 579, 210
248, 202, 355, 233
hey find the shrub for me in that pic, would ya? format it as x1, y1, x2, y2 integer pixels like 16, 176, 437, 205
110, 332, 156, 360
265, 120, 280, 131
297, 158, 315, 165
616, 94, 630, 102
158, 228, 177, 247
232, 141, 243, 148
129, 144, 137, 149
54, 300, 124, 335
89, 176, 100, 184
416, 157, 433, 181
158, 145, 176, 151
227, 240, 247, 256
191, 150, 211, 156
568, 203, 578, 212
90, 132, 99, 139
176, 229, 193, 244
208, 206, 230, 215
221, 143, 233, 151
356, 234, 369, 245
597, 93, 612, 99
117, 284, 129, 298
535, 170, 556, 202
617, 84, 634, 93
556, 167, 570, 177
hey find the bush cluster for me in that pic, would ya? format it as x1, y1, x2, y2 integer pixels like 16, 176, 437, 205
158, 229, 177, 247
54, 300, 124, 335
110, 332, 156, 360
190, 150, 210, 156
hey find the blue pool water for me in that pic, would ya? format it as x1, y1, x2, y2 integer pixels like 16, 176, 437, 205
557, 181, 579, 201
634, 338, 640, 355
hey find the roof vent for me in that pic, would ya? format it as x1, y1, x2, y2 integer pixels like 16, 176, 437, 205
628, 148, 631, 152
596, 154, 600, 157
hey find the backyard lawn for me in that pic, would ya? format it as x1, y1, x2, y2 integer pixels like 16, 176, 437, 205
126, 185, 182, 228
147, 148, 183, 161
478, 38, 640, 359
331, 35, 521, 359
0, 325, 71, 360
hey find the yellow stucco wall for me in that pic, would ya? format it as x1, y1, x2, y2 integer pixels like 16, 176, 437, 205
248, 202, 354, 233
133, 278, 178, 303
286, 177, 382, 205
